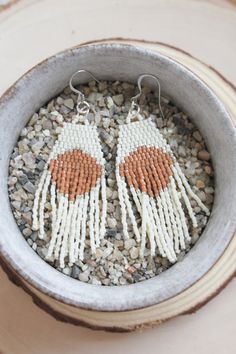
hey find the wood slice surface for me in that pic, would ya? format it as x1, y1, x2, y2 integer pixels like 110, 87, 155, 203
1, 37, 235, 333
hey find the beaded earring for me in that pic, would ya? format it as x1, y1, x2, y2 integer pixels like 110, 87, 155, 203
116, 74, 209, 262
32, 70, 107, 268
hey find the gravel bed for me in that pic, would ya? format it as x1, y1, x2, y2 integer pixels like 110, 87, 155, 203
8, 80, 214, 286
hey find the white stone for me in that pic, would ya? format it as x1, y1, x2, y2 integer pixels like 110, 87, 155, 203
130, 247, 139, 259
64, 98, 74, 109
78, 270, 90, 282
113, 94, 124, 106
124, 239, 136, 250
107, 217, 117, 228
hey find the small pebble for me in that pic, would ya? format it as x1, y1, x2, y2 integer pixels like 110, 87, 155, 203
11, 201, 21, 210
112, 94, 124, 106
205, 186, 214, 194
11, 189, 28, 201
23, 181, 36, 193
106, 97, 114, 109
27, 238, 33, 246
205, 165, 212, 175
36, 160, 45, 171
106, 229, 117, 237
43, 129, 50, 137
42, 117, 52, 130
79, 270, 90, 282
124, 239, 136, 250
127, 265, 137, 274
23, 227, 32, 237
102, 247, 113, 258
196, 180, 205, 189
107, 178, 115, 188
62, 267, 71, 276
198, 150, 211, 161
22, 152, 36, 168
130, 247, 139, 260
193, 131, 202, 142
107, 217, 117, 228
91, 278, 102, 285
55, 114, 64, 124
178, 145, 186, 157
8, 176, 17, 187
22, 212, 32, 225
30, 232, 38, 242
29, 113, 38, 126
63, 98, 74, 110
57, 97, 64, 105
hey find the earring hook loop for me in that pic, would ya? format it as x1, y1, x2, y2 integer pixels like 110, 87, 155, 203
130, 73, 164, 120
69, 69, 100, 116
69, 69, 100, 99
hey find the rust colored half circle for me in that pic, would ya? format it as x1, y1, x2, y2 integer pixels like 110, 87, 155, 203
49, 149, 102, 201
119, 146, 173, 197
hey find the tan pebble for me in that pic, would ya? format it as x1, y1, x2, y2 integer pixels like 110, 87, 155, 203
127, 265, 137, 274
198, 150, 210, 161
196, 180, 205, 189
205, 165, 212, 175
193, 130, 202, 142
195, 142, 203, 150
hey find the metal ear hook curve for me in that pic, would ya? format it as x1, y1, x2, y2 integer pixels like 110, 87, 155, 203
131, 73, 164, 120
69, 69, 100, 100
69, 69, 100, 116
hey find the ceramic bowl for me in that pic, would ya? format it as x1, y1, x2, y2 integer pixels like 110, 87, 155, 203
0, 43, 236, 331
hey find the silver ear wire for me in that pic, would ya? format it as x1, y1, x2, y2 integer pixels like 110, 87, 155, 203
129, 73, 164, 120
69, 69, 100, 116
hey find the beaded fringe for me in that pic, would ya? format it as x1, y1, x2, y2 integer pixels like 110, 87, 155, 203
116, 117, 210, 262
32, 122, 106, 268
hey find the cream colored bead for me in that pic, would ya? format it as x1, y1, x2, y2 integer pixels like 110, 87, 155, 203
79, 193, 89, 261
60, 201, 74, 268
54, 195, 69, 260
89, 188, 96, 254
121, 179, 141, 242
74, 197, 84, 261
68, 196, 80, 265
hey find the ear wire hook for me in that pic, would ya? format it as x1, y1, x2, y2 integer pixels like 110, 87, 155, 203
130, 73, 164, 120
69, 69, 100, 99
69, 69, 100, 116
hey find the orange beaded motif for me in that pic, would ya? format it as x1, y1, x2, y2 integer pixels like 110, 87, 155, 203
119, 146, 173, 198
49, 150, 102, 201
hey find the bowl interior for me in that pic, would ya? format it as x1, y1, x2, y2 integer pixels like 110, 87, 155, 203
0, 43, 236, 311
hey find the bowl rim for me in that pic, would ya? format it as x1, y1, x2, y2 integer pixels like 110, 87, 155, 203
0, 42, 236, 312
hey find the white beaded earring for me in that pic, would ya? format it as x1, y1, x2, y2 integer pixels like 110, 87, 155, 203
116, 74, 209, 262
32, 70, 107, 268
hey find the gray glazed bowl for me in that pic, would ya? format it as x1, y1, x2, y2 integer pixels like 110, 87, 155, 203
0, 43, 236, 330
